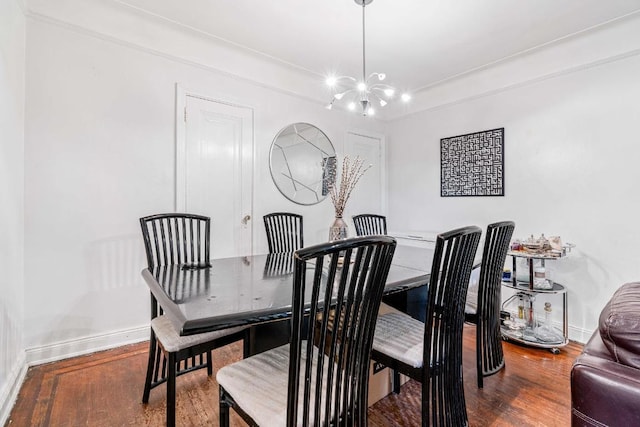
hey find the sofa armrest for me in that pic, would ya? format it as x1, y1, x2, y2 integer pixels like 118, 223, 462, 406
571, 353, 640, 426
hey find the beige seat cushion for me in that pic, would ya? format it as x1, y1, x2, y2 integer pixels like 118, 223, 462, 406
217, 342, 343, 426
465, 267, 481, 315
151, 315, 246, 353
373, 312, 424, 368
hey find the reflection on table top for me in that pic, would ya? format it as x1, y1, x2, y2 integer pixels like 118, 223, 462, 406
141, 245, 434, 336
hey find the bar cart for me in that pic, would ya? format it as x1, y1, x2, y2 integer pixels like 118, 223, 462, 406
501, 243, 574, 354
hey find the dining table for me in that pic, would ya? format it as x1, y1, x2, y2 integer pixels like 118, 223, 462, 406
141, 244, 434, 354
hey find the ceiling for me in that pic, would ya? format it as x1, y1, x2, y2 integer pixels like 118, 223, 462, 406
120, 0, 640, 95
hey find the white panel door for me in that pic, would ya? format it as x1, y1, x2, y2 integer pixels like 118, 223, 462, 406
345, 131, 386, 219
177, 94, 253, 259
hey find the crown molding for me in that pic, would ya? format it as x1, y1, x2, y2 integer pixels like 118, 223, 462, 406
386, 12, 640, 121
24, 0, 328, 107
13, 0, 26, 14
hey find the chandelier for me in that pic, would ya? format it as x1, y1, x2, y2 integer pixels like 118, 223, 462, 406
326, 0, 410, 116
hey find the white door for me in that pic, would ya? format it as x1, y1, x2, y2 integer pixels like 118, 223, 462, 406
344, 131, 386, 219
176, 93, 253, 259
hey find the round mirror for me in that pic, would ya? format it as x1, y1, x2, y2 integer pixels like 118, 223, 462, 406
269, 123, 336, 205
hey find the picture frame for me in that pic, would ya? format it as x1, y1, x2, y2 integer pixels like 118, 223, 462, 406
440, 127, 504, 197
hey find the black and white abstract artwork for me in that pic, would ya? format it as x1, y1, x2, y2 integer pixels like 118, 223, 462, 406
440, 128, 504, 197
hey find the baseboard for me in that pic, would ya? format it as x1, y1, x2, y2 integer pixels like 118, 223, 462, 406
568, 325, 594, 345
25, 325, 149, 366
0, 350, 27, 427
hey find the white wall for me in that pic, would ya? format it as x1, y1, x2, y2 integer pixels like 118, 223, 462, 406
0, 0, 26, 422
22, 5, 384, 361
387, 23, 640, 342
17, 0, 639, 369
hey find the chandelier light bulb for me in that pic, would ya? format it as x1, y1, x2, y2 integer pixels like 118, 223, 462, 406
334, 92, 345, 100
326, 102, 333, 110
367, 107, 375, 115
384, 88, 395, 97
378, 73, 386, 81
326, 76, 337, 87
348, 102, 356, 111
401, 93, 411, 102
357, 82, 367, 91
379, 99, 387, 107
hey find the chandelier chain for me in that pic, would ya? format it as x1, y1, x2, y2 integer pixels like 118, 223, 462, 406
362, 3, 366, 83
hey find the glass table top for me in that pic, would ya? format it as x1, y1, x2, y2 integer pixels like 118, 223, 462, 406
142, 245, 434, 335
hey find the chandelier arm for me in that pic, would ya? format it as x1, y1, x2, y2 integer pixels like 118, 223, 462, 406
366, 72, 382, 82
334, 88, 356, 100
370, 84, 396, 91
334, 76, 357, 82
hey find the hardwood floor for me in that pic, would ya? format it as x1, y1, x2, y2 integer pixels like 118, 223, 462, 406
6, 324, 582, 426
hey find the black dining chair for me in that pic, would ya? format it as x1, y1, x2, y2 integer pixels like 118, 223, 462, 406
372, 225, 482, 427
217, 235, 397, 426
466, 221, 515, 388
139, 213, 248, 427
352, 213, 387, 236
263, 212, 304, 253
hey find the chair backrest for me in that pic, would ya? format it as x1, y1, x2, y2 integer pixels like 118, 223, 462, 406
287, 235, 397, 426
140, 213, 210, 269
263, 212, 304, 253
477, 222, 515, 370
352, 214, 387, 236
422, 225, 482, 426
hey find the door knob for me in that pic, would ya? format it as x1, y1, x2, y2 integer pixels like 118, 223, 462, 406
242, 215, 251, 225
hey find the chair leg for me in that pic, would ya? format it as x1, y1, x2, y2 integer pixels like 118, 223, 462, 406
392, 369, 401, 394
166, 352, 176, 427
206, 350, 213, 376
477, 320, 484, 389
142, 333, 157, 403
242, 329, 250, 358
219, 385, 230, 427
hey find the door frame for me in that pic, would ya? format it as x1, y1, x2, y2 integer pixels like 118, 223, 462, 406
344, 128, 387, 216
175, 83, 255, 254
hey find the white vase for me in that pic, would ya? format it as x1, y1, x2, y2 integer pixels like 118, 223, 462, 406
329, 216, 348, 241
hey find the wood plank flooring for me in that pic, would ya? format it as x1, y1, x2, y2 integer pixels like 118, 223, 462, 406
6, 324, 582, 426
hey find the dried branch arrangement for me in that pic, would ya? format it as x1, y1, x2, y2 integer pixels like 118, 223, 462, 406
328, 156, 371, 218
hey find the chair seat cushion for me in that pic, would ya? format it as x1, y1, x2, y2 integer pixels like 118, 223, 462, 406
373, 312, 424, 368
217, 342, 335, 426
598, 282, 640, 369
151, 315, 246, 353
465, 267, 481, 315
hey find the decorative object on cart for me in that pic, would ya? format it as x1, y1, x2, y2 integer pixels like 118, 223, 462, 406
328, 155, 371, 241
534, 302, 564, 343
512, 234, 574, 258
440, 127, 504, 197
325, 0, 410, 116
269, 123, 336, 205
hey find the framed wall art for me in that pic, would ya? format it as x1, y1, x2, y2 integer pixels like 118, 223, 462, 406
440, 127, 504, 197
